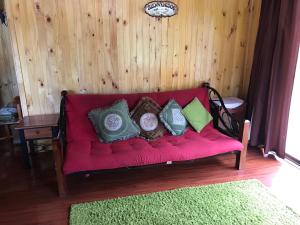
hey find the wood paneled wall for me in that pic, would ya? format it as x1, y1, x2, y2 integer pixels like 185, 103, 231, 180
5, 0, 261, 116
0, 22, 18, 106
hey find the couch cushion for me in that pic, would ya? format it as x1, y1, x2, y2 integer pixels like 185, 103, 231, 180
88, 100, 140, 143
131, 97, 166, 140
182, 97, 213, 132
159, 99, 187, 136
63, 126, 243, 174
65, 87, 211, 142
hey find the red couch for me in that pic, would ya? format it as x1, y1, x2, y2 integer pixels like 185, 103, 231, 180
53, 86, 249, 197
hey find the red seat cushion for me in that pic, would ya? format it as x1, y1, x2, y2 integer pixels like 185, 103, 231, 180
63, 87, 243, 175
63, 126, 243, 174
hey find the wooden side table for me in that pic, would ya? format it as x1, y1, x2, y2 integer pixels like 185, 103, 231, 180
15, 114, 59, 168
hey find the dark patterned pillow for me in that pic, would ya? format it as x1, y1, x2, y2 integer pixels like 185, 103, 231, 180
88, 100, 140, 143
131, 97, 166, 140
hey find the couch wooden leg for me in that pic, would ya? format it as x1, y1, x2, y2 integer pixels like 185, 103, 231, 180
235, 151, 243, 170
52, 140, 67, 197
236, 120, 250, 170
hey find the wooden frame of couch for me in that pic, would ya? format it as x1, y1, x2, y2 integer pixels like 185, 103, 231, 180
52, 85, 250, 197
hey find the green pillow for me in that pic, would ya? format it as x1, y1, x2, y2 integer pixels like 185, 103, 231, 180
159, 99, 187, 136
182, 97, 212, 133
88, 100, 140, 143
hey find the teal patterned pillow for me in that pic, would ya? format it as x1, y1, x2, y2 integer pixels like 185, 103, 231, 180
88, 100, 140, 143
159, 99, 187, 136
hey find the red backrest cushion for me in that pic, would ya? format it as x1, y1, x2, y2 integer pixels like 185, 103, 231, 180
65, 87, 210, 142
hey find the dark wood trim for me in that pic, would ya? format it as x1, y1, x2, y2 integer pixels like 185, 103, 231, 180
52, 139, 67, 197
236, 120, 250, 169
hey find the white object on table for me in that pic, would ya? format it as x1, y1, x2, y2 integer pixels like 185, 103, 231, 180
213, 97, 244, 109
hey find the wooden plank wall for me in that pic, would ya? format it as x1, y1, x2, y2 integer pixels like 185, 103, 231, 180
5, 0, 261, 116
0, 22, 18, 106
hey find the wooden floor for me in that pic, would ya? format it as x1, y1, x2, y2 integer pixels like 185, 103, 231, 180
0, 142, 300, 225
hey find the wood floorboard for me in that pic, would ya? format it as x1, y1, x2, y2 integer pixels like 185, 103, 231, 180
0, 141, 300, 225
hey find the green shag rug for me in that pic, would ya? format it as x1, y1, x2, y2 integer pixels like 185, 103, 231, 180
70, 180, 300, 225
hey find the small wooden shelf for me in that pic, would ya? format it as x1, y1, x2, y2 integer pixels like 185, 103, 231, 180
15, 114, 59, 167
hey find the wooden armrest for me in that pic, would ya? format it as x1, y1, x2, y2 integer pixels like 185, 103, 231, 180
52, 139, 67, 197
239, 120, 250, 144
236, 120, 250, 169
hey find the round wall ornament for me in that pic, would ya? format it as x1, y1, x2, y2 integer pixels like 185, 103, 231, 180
144, 1, 178, 17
